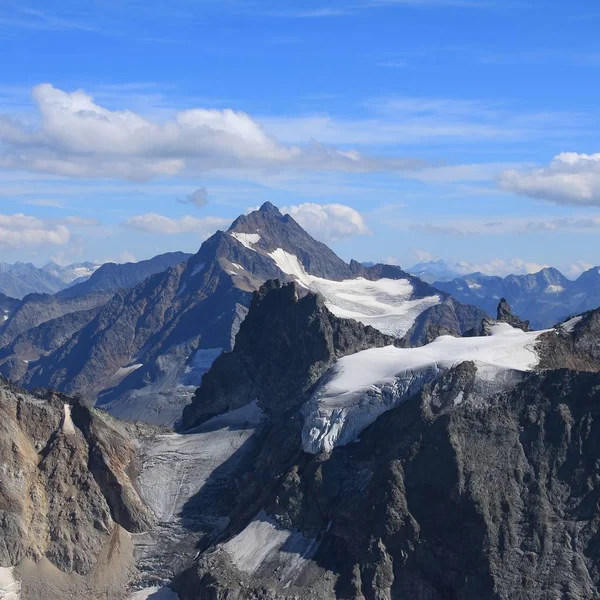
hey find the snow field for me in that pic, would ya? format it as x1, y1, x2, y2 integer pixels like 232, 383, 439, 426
303, 324, 549, 453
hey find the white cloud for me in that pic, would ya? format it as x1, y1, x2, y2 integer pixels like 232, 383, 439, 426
501, 152, 600, 206
123, 213, 229, 236
281, 203, 371, 241
0, 84, 420, 181
177, 187, 209, 208
59, 216, 101, 227
0, 213, 70, 248
565, 261, 595, 278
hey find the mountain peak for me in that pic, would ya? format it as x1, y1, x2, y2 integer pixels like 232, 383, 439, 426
258, 201, 282, 216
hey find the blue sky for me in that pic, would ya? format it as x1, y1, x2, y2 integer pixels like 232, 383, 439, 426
1, 0, 600, 277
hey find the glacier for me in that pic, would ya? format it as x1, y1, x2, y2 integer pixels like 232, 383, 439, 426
269, 248, 441, 338
303, 324, 548, 454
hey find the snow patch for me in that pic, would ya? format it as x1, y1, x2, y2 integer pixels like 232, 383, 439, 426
546, 284, 565, 293
62, 403, 76, 435
467, 281, 482, 290
560, 315, 583, 333
303, 323, 548, 453
268, 248, 440, 338
222, 511, 318, 584
0, 567, 20, 599
230, 232, 261, 250
190, 262, 205, 277
138, 402, 264, 523
128, 587, 179, 600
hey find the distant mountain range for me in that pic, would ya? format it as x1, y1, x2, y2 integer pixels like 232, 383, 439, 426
407, 259, 468, 283
434, 266, 600, 329
0, 261, 98, 298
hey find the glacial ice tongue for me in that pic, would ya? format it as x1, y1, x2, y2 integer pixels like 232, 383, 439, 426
302, 324, 548, 454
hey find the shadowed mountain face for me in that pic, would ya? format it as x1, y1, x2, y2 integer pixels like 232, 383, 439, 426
169, 282, 600, 600
10, 203, 483, 426
58, 252, 192, 299
435, 267, 600, 329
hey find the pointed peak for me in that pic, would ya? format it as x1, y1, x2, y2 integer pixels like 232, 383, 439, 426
258, 201, 282, 216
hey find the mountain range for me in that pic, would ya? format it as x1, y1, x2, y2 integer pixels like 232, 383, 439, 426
434, 266, 600, 329
1, 203, 485, 425
0, 261, 98, 299
1, 202, 600, 600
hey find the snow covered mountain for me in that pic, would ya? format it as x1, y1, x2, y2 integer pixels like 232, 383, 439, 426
2, 277, 600, 599
435, 266, 600, 329
42, 261, 100, 285
13, 203, 483, 425
172, 281, 600, 600
407, 259, 467, 283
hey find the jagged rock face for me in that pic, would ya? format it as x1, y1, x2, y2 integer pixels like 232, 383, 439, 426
171, 286, 600, 600
496, 297, 530, 331
182, 280, 395, 429
537, 307, 600, 371
399, 297, 488, 347
0, 379, 153, 578
176, 367, 600, 600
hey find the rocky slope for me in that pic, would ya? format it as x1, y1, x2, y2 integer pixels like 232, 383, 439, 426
435, 266, 600, 329
15, 203, 483, 425
58, 252, 191, 299
0, 378, 155, 599
168, 283, 600, 600
0, 290, 114, 350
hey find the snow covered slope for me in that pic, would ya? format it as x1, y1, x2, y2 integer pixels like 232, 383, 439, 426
267, 248, 440, 338
303, 324, 548, 454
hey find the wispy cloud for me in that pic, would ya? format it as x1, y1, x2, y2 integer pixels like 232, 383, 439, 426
404, 214, 600, 237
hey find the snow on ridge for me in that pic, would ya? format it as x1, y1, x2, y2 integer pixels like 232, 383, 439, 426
230, 232, 261, 250
268, 248, 440, 338
560, 315, 583, 333
128, 587, 179, 599
302, 324, 548, 454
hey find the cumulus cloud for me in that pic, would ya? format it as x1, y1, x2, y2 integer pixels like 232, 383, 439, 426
501, 152, 600, 206
123, 213, 229, 236
0, 84, 420, 181
177, 187, 209, 208
0, 213, 70, 248
281, 203, 371, 241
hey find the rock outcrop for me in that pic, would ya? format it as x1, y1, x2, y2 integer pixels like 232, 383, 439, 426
0, 379, 154, 578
